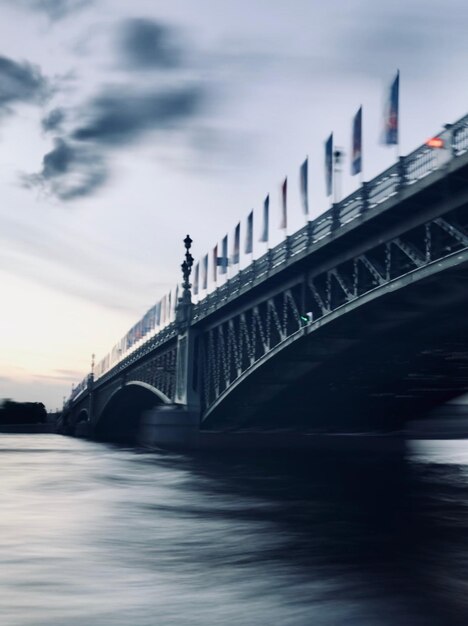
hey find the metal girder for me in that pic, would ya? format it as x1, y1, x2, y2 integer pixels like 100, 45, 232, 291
358, 254, 385, 285
330, 269, 354, 300
392, 237, 425, 267
308, 277, 330, 315
200, 195, 468, 412
267, 299, 285, 342
434, 217, 468, 247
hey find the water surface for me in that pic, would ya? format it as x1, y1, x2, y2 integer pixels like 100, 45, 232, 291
1, 435, 468, 625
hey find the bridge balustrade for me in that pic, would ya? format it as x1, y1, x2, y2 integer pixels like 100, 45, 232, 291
312, 213, 333, 242
366, 164, 400, 208
338, 188, 366, 226
289, 228, 309, 259
453, 118, 468, 155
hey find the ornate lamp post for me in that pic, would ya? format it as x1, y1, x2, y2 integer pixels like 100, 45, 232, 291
176, 235, 194, 327
181, 235, 194, 303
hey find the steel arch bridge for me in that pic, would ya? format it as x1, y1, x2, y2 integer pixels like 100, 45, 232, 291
61, 113, 468, 446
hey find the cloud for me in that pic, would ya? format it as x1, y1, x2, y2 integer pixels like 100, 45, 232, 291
22, 17, 209, 200
0, 55, 50, 112
12, 0, 93, 20
24, 83, 203, 199
117, 18, 183, 70
72, 84, 203, 145
22, 138, 107, 200
41, 107, 65, 132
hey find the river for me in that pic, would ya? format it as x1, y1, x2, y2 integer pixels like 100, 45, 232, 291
1, 434, 467, 625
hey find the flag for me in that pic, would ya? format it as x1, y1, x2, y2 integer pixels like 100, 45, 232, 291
148, 305, 156, 330
142, 309, 152, 334
155, 301, 161, 326
161, 295, 167, 324
259, 195, 269, 243
280, 178, 287, 230
325, 133, 333, 197
300, 158, 309, 214
213, 245, 218, 282
232, 222, 240, 264
351, 106, 362, 175
202, 254, 208, 290
384, 70, 399, 145
173, 285, 179, 316
193, 262, 199, 295
245, 210, 253, 254
219, 234, 228, 274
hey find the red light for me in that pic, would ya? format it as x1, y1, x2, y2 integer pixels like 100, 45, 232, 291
425, 137, 445, 148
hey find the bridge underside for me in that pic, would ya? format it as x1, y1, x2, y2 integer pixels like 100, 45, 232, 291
203, 258, 468, 433
94, 383, 166, 443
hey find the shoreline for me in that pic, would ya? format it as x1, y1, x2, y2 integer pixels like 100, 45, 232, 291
0, 424, 56, 434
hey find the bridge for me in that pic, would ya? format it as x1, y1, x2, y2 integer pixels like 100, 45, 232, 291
60, 113, 468, 447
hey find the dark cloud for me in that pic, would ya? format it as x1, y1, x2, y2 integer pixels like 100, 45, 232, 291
41, 107, 65, 132
0, 55, 50, 111
23, 83, 204, 199
22, 138, 107, 200
22, 16, 208, 200
12, 0, 93, 20
72, 85, 203, 145
118, 18, 183, 70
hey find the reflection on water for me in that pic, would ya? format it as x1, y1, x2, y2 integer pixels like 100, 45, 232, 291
0, 435, 468, 625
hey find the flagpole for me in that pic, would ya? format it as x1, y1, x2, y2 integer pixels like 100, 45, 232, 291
304, 156, 309, 225
333, 148, 344, 204
396, 69, 400, 161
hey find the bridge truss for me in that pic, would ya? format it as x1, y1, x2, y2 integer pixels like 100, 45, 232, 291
201, 190, 468, 414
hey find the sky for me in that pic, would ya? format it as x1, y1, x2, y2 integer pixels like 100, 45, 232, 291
0, 0, 467, 410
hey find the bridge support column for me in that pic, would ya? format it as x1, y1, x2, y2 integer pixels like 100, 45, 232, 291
139, 236, 201, 449
87, 373, 94, 423
138, 301, 201, 449
174, 327, 200, 410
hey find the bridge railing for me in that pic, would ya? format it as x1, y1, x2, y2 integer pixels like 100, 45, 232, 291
92, 322, 179, 389
338, 187, 366, 226
67, 375, 89, 406
453, 116, 468, 155
366, 163, 400, 209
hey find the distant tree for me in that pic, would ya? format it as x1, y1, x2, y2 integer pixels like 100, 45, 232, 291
0, 400, 47, 425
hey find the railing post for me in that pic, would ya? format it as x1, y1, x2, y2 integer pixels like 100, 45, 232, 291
397, 156, 407, 193
307, 220, 315, 247
448, 123, 457, 158
331, 203, 340, 232
251, 258, 257, 281
361, 181, 369, 215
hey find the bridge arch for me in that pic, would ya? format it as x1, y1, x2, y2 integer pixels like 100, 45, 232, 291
203, 249, 468, 432
94, 381, 170, 443
76, 409, 89, 423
